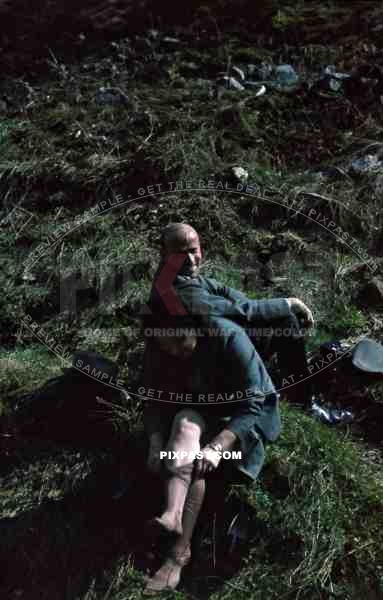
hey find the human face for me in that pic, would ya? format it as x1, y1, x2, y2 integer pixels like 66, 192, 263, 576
162, 228, 202, 277
156, 333, 198, 359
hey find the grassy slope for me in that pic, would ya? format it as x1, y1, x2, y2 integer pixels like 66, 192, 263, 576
1, 1, 383, 598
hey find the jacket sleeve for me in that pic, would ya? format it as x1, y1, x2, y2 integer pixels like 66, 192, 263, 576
205, 278, 250, 302
176, 277, 292, 323
222, 328, 281, 444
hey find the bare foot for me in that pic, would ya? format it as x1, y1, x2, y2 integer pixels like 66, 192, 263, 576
143, 547, 191, 595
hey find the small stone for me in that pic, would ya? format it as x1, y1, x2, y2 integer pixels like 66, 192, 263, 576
179, 61, 199, 73
324, 65, 337, 75
350, 154, 383, 176
327, 79, 342, 94
317, 75, 344, 93
274, 64, 299, 85
324, 65, 351, 80
232, 166, 249, 184
96, 87, 129, 106
162, 36, 180, 45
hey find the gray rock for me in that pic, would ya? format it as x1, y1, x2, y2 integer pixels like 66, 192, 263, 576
22, 273, 36, 282
310, 401, 354, 426
275, 64, 299, 85
315, 66, 352, 94
324, 65, 337, 75
162, 36, 180, 45
179, 61, 199, 73
317, 75, 344, 93
96, 87, 129, 106
324, 65, 351, 80
231, 166, 249, 184
350, 154, 383, 176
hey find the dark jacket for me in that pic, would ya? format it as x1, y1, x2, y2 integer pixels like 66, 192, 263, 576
149, 271, 293, 324
142, 316, 281, 482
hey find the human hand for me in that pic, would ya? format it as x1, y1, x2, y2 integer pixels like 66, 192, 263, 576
287, 297, 315, 328
194, 445, 222, 477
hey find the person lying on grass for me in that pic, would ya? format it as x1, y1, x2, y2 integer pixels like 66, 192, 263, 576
140, 311, 281, 595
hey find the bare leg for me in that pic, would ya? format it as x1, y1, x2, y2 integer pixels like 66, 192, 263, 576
155, 409, 206, 534
143, 475, 206, 595
171, 474, 206, 557
143, 410, 206, 595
